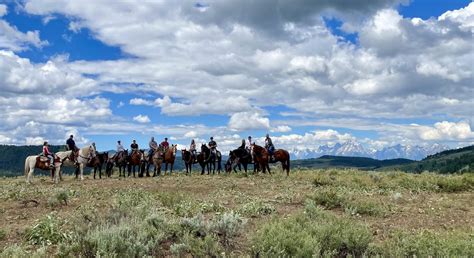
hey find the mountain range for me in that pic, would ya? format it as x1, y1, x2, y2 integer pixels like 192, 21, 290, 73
290, 141, 450, 161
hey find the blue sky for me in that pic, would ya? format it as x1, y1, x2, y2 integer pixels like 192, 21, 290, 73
0, 0, 472, 153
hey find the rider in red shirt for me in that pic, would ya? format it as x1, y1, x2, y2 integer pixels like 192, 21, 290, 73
161, 137, 169, 150
43, 141, 54, 168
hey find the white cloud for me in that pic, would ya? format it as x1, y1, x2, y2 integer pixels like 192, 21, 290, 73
0, 4, 7, 17
438, 2, 474, 32
133, 114, 151, 123
228, 112, 270, 131
0, 0, 469, 150
271, 125, 292, 133
184, 130, 198, 138
130, 98, 153, 106
418, 121, 474, 141
0, 19, 47, 51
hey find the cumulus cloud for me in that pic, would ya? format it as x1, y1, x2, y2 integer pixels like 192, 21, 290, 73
271, 125, 292, 133
228, 112, 270, 131
133, 114, 151, 123
0, 18, 47, 51
418, 121, 474, 141
0, 0, 470, 150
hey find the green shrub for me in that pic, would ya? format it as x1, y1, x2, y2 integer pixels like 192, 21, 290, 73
435, 176, 473, 193
0, 244, 48, 258
239, 200, 276, 217
210, 211, 246, 246
310, 188, 347, 209
253, 200, 373, 257
0, 229, 6, 241
24, 213, 71, 246
178, 233, 223, 257
343, 199, 387, 216
375, 230, 474, 257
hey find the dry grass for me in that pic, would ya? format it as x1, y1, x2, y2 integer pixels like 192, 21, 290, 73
0, 169, 473, 256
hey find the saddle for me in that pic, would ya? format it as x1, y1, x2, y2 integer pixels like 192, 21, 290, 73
69, 150, 78, 162
35, 155, 59, 169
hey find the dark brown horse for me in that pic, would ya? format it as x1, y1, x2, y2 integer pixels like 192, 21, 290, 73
181, 149, 198, 174
163, 144, 177, 175
271, 149, 291, 176
251, 144, 271, 174
87, 152, 108, 179
109, 150, 128, 177
128, 150, 141, 177
226, 148, 254, 174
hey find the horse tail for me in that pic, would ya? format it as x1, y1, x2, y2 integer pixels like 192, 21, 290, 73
24, 157, 29, 176
286, 155, 290, 175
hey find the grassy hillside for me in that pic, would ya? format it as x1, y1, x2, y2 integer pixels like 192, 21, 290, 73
380, 145, 474, 173
1, 169, 473, 256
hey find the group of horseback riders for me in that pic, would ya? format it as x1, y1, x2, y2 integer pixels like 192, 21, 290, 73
236, 134, 275, 162
41, 135, 86, 168
41, 132, 276, 169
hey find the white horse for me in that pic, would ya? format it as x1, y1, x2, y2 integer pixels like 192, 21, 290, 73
24, 150, 71, 184
57, 147, 92, 180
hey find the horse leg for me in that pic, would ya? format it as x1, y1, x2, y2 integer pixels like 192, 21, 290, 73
170, 162, 174, 175
94, 167, 96, 179
80, 164, 84, 180
26, 166, 34, 184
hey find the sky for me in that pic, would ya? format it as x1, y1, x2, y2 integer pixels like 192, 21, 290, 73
0, 0, 473, 153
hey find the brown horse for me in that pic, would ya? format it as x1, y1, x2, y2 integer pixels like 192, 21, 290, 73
271, 149, 291, 176
87, 152, 108, 179
152, 149, 163, 176
181, 149, 197, 174
251, 144, 271, 174
128, 150, 142, 177
163, 144, 177, 175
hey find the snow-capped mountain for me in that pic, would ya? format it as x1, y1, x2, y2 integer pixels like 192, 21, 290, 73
289, 142, 449, 161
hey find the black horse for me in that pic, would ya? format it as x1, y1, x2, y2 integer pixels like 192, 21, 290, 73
200, 145, 222, 175
226, 148, 254, 174
90, 152, 108, 179
105, 150, 128, 177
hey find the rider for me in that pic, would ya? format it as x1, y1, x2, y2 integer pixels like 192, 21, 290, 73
66, 135, 79, 163
161, 137, 169, 151
239, 139, 246, 149
131, 140, 139, 153
246, 136, 254, 162
88, 142, 97, 160
116, 140, 125, 160
265, 133, 275, 161
43, 141, 54, 168
208, 136, 217, 157
148, 137, 158, 157
190, 139, 197, 162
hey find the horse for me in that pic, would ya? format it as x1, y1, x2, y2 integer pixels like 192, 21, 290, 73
271, 149, 291, 176
24, 150, 71, 184
115, 150, 129, 177
88, 152, 108, 179
128, 150, 142, 177
226, 148, 254, 174
163, 144, 177, 175
57, 146, 95, 180
251, 144, 271, 174
200, 144, 222, 175
139, 150, 149, 177
151, 148, 163, 176
181, 149, 198, 175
